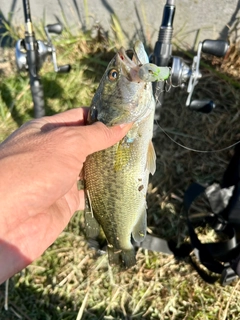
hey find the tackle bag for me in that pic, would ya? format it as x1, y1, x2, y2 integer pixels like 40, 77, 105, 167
182, 143, 240, 285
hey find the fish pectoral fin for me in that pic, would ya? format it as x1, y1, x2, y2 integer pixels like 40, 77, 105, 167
146, 141, 156, 175
107, 245, 136, 269
132, 207, 147, 243
84, 190, 100, 238
114, 140, 131, 171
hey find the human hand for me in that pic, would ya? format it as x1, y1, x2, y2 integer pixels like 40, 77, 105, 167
0, 108, 132, 283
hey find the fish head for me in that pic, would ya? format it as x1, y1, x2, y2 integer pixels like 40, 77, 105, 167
88, 41, 154, 126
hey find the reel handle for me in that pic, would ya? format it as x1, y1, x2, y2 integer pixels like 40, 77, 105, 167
57, 64, 71, 73
202, 40, 229, 58
189, 99, 215, 113
45, 23, 63, 35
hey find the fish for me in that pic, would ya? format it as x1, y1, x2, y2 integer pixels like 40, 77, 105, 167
83, 41, 158, 269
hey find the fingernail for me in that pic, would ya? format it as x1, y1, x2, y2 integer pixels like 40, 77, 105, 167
119, 122, 133, 129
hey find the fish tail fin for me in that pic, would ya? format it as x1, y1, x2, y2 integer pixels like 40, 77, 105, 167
107, 245, 136, 269
121, 248, 136, 268
107, 246, 120, 266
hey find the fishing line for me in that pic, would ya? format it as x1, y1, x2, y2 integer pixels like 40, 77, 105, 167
153, 73, 176, 99
155, 120, 240, 153
154, 84, 169, 98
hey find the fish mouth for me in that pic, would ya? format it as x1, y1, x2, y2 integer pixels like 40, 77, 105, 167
117, 45, 145, 82
118, 48, 142, 67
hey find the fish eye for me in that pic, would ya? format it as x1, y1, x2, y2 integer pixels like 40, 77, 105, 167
108, 68, 119, 81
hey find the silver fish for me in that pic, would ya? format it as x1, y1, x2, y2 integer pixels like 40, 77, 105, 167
84, 41, 156, 268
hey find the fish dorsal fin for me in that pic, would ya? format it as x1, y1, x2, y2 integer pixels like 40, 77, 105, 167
147, 141, 156, 175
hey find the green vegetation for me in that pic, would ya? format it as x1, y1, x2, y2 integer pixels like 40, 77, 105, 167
0, 18, 240, 320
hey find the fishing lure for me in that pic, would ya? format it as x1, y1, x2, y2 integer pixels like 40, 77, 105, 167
138, 63, 170, 82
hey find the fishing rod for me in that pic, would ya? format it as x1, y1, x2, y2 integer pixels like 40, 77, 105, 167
151, 0, 175, 111
15, 0, 71, 118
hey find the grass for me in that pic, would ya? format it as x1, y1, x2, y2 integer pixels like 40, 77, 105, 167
0, 18, 240, 320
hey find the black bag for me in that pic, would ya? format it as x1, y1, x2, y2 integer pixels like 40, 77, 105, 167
182, 144, 240, 285
137, 144, 240, 285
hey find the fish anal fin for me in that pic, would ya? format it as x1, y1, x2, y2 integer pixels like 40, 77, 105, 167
84, 190, 100, 238
132, 208, 147, 243
147, 141, 156, 175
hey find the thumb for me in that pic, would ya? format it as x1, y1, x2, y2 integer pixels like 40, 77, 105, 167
82, 121, 133, 155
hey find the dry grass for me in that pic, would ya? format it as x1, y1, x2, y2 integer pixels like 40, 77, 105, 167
0, 21, 240, 320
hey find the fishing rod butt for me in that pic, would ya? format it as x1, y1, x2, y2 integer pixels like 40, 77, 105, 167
31, 80, 45, 118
